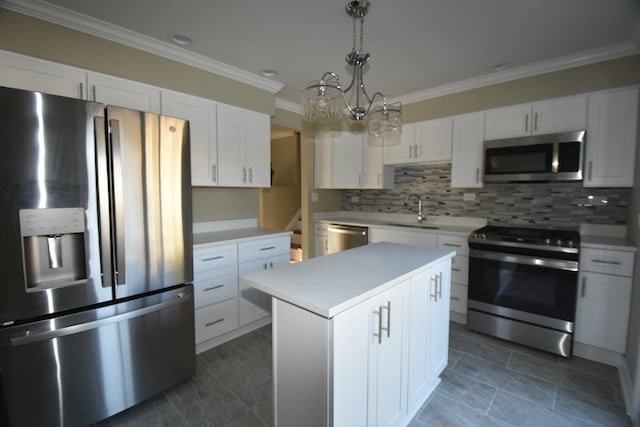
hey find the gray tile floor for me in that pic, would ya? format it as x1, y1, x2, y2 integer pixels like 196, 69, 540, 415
96, 322, 631, 427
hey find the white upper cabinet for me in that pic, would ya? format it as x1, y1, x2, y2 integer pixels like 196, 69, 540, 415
484, 95, 587, 140
451, 111, 485, 188
315, 132, 393, 189
0, 51, 86, 99
87, 72, 161, 113
161, 90, 218, 186
217, 103, 271, 188
384, 118, 453, 165
584, 87, 638, 188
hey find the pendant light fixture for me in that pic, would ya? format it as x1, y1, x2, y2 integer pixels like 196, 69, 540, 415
301, 0, 402, 139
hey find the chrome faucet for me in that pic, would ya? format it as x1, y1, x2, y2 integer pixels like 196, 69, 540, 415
404, 194, 425, 223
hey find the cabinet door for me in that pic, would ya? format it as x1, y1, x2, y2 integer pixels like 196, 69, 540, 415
532, 95, 586, 135
332, 132, 364, 188
584, 88, 638, 187
574, 272, 632, 353
245, 110, 271, 187
217, 103, 247, 187
315, 132, 334, 188
407, 270, 431, 407
428, 260, 451, 379
361, 143, 390, 188
384, 123, 415, 165
0, 51, 86, 99
88, 72, 161, 112
369, 228, 438, 247
484, 103, 532, 140
368, 281, 408, 427
161, 90, 218, 186
239, 258, 272, 325
414, 117, 453, 163
451, 112, 484, 188
314, 233, 328, 257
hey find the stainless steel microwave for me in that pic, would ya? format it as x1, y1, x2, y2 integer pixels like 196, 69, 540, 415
483, 130, 585, 182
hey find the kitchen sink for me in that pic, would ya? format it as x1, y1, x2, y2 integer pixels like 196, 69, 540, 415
386, 223, 439, 230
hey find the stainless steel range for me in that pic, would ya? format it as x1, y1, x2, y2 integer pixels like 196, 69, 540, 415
467, 225, 580, 357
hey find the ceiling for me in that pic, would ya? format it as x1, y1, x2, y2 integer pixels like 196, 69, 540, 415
5, 0, 640, 110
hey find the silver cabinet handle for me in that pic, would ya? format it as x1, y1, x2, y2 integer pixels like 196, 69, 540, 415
409, 145, 413, 159
92, 85, 97, 101
212, 164, 217, 183
588, 161, 593, 181
443, 243, 462, 248
249, 167, 253, 183
377, 173, 381, 185
452, 268, 461, 272
591, 259, 622, 266
242, 167, 247, 183
358, 173, 362, 186
202, 255, 224, 262
451, 297, 461, 301
325, 239, 328, 252
414, 144, 418, 158
374, 307, 383, 344
437, 272, 443, 300
263, 262, 268, 270
379, 302, 391, 339
79, 82, 84, 99
269, 261, 274, 269
524, 113, 529, 132
259, 246, 276, 251
203, 284, 224, 292
205, 318, 225, 327
534, 112, 538, 131
476, 168, 480, 183
430, 275, 438, 301
581, 277, 586, 298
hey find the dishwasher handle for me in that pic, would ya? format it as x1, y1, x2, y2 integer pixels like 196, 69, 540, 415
327, 225, 368, 236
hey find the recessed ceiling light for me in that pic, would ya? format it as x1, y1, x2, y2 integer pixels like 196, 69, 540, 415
260, 69, 279, 78
170, 33, 192, 46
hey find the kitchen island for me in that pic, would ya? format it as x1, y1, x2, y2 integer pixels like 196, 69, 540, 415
241, 242, 455, 427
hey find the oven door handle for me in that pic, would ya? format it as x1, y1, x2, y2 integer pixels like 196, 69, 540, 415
469, 249, 578, 272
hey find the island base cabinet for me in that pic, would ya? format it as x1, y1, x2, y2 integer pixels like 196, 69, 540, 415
271, 260, 452, 427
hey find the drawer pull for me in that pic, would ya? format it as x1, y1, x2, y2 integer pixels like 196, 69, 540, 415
202, 255, 224, 262
259, 246, 276, 251
443, 243, 462, 248
203, 284, 224, 292
591, 259, 622, 266
451, 297, 461, 301
205, 318, 225, 327
452, 268, 461, 272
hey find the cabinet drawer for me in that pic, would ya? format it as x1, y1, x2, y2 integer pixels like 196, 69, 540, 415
437, 234, 469, 256
194, 267, 237, 308
314, 222, 329, 235
239, 236, 290, 262
194, 243, 237, 271
195, 298, 239, 344
451, 255, 469, 285
580, 248, 634, 277
450, 283, 468, 314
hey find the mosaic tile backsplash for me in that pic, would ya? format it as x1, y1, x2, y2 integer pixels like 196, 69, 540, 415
342, 164, 631, 228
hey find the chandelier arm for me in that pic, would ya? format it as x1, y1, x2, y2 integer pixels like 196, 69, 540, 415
364, 92, 387, 115
320, 72, 341, 86
342, 64, 358, 93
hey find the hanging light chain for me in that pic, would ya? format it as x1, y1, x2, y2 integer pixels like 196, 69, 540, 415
352, 15, 357, 53
360, 16, 364, 51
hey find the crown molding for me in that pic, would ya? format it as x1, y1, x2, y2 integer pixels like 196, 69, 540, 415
275, 97, 303, 115
1, 0, 285, 94
391, 42, 639, 105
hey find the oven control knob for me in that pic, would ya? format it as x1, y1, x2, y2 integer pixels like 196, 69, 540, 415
556, 239, 563, 246
544, 238, 551, 245
566, 240, 575, 248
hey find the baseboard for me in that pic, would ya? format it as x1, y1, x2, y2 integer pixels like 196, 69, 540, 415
573, 341, 625, 367
196, 316, 272, 354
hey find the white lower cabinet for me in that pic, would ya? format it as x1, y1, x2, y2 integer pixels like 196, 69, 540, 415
193, 233, 290, 352
238, 236, 290, 326
314, 222, 329, 257
272, 258, 452, 427
574, 246, 635, 356
407, 260, 451, 413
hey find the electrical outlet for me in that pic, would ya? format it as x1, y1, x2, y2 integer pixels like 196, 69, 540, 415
351, 195, 359, 203
463, 193, 476, 201
311, 192, 319, 203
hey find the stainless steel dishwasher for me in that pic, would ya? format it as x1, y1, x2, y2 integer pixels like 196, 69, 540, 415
327, 224, 369, 254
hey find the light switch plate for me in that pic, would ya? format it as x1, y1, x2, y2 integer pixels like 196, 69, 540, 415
311, 192, 319, 203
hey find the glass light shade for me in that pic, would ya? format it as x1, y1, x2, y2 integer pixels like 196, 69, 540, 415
302, 80, 342, 123
368, 102, 402, 139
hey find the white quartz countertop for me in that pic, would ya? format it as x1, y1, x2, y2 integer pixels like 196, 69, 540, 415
581, 235, 636, 252
193, 227, 291, 246
241, 242, 455, 318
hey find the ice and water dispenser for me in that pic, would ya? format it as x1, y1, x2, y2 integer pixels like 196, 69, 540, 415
19, 208, 87, 291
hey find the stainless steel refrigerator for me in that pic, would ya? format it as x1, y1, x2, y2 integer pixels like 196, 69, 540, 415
0, 86, 195, 426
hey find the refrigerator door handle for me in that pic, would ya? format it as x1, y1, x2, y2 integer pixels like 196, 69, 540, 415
11, 291, 191, 347
109, 119, 126, 285
95, 116, 114, 288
